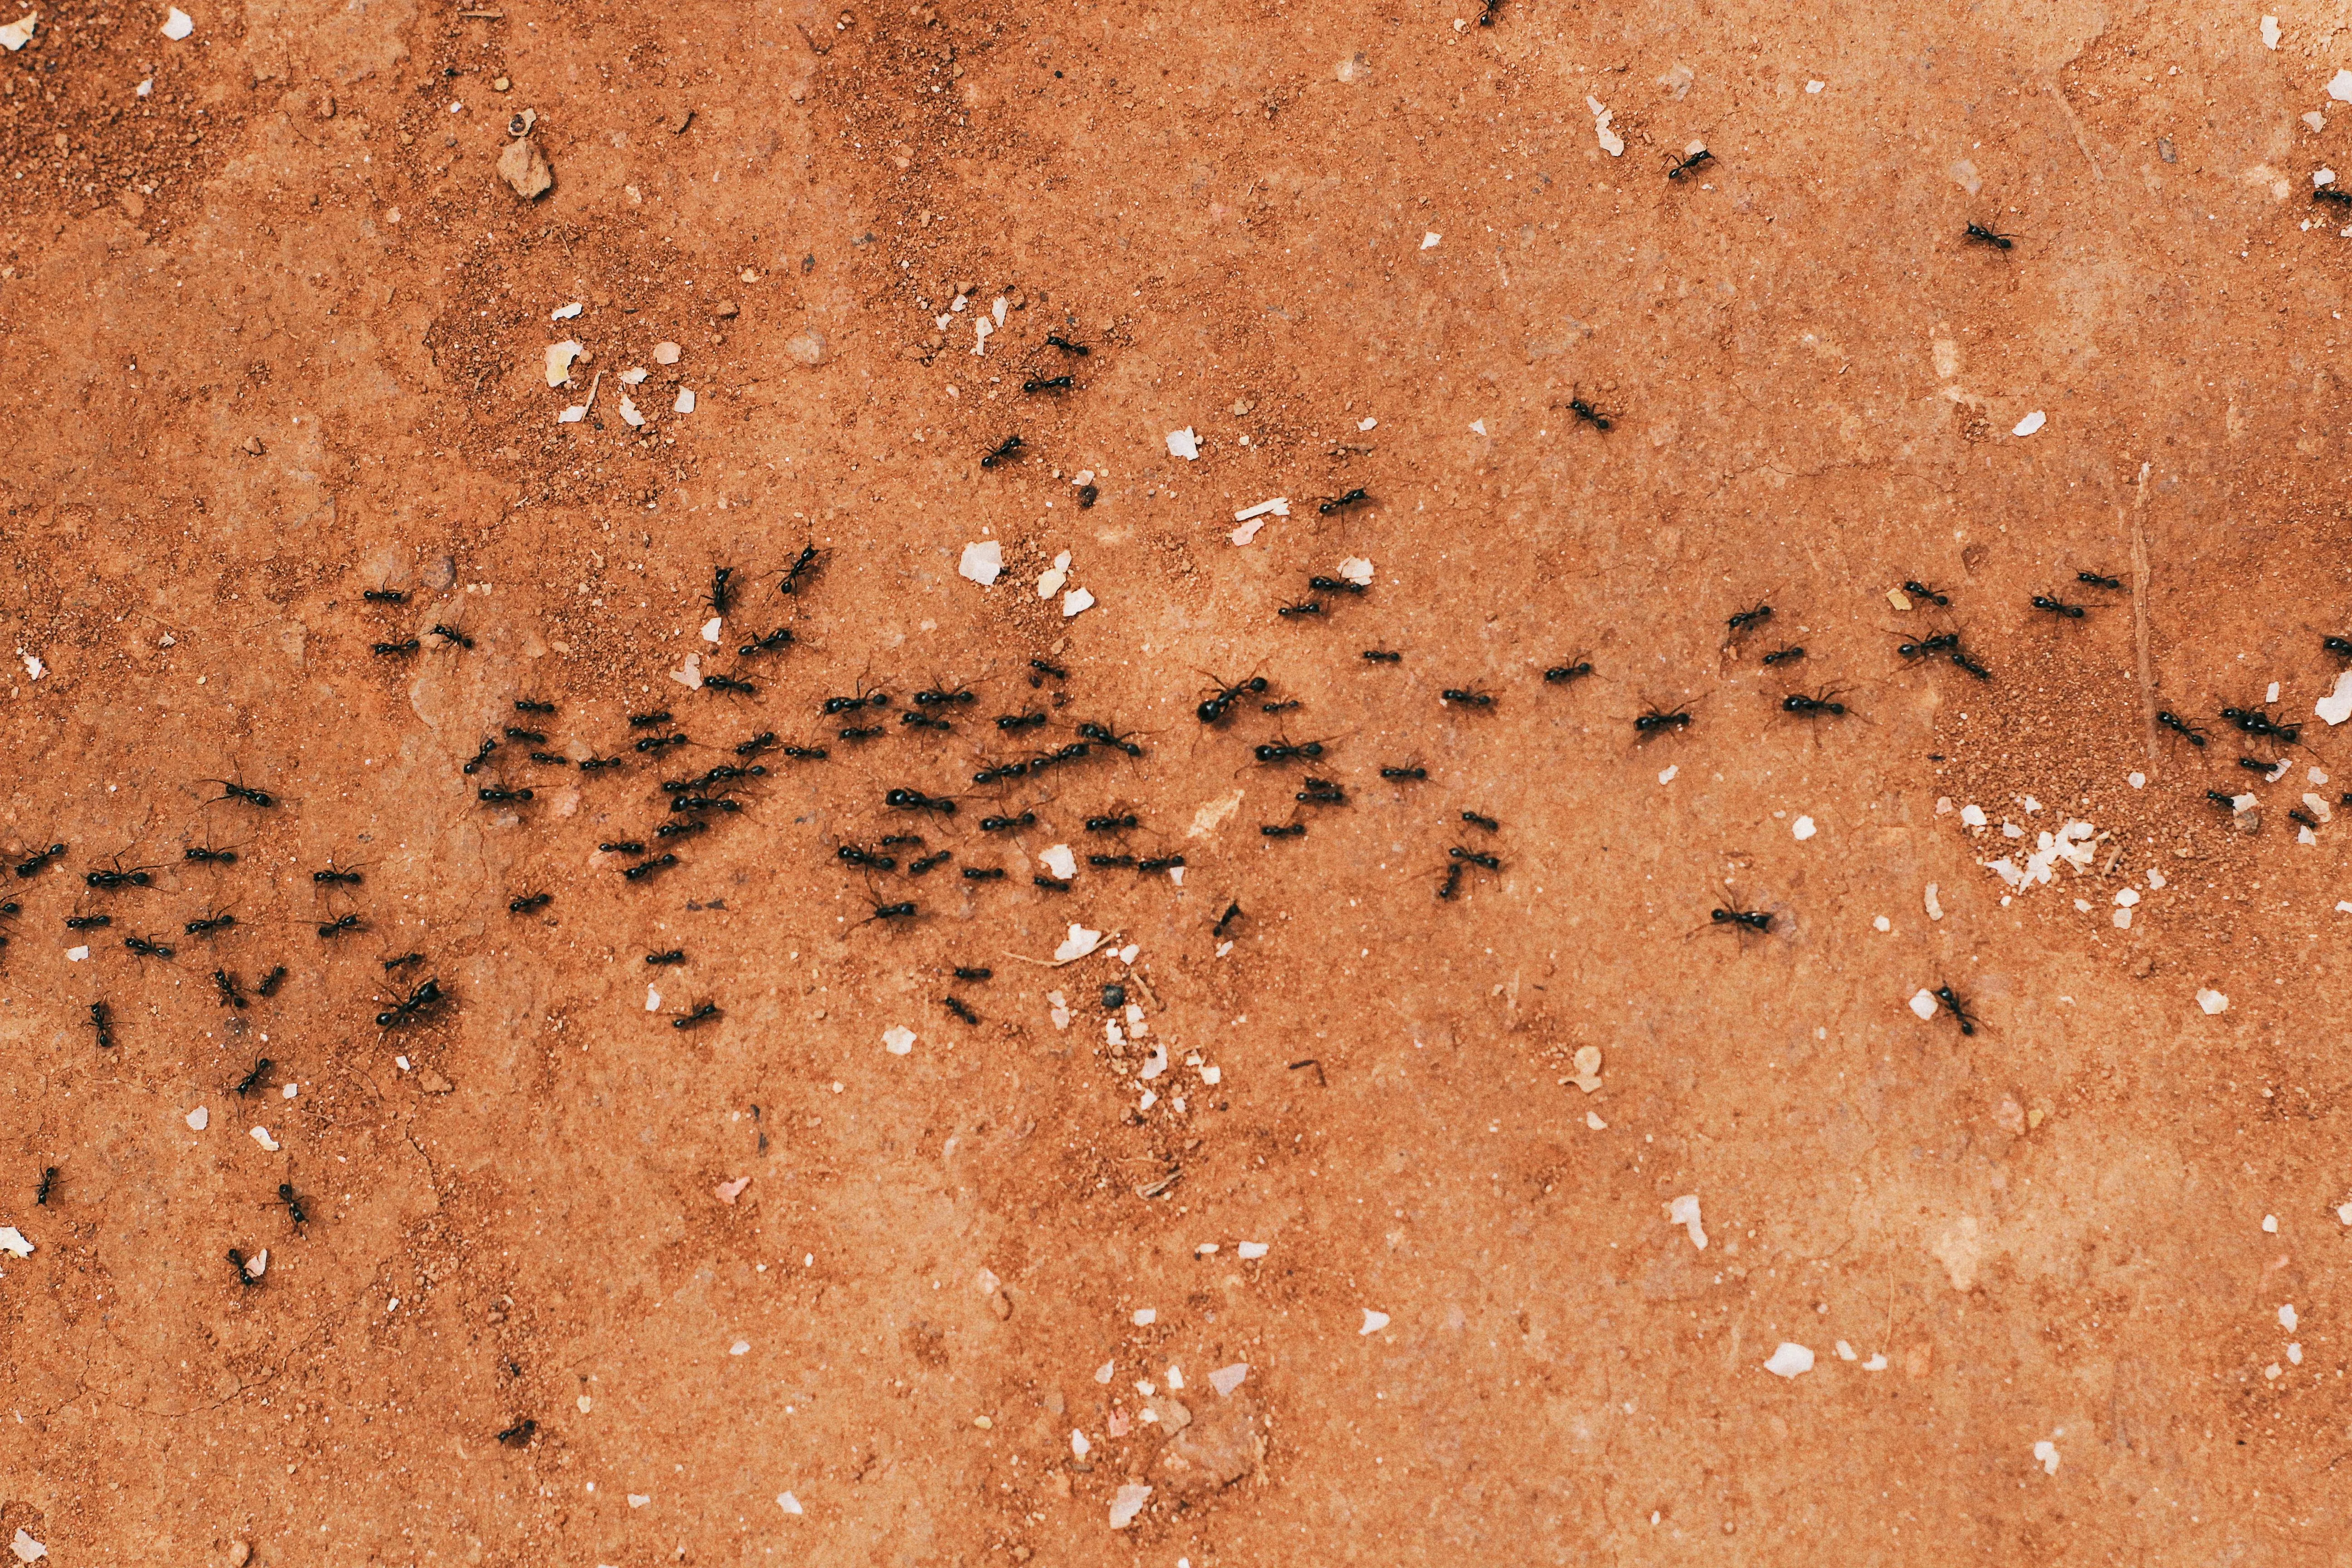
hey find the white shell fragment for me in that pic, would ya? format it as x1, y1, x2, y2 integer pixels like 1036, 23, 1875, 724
550, 301, 583, 320
1924, 883, 1944, 920
882, 1026, 916, 1056
2197, 988, 2230, 1015
1359, 1308, 1391, 1335
958, 539, 1004, 585
2316, 669, 2352, 726
652, 341, 683, 365
1055, 924, 1104, 963
1668, 1194, 1708, 1250
1421, 231, 1441, 249
1062, 587, 1096, 617
617, 395, 646, 428
2033, 1440, 2061, 1475
186, 1106, 209, 1130
2330, 69, 2352, 103
1166, 428, 1200, 460
1337, 556, 1374, 585
245, 1248, 269, 1279
1210, 1363, 1250, 1396
1586, 96, 1624, 156
1910, 988, 1939, 1020
1108, 1483, 1152, 1529
1234, 497, 1289, 523
1237, 1240, 1269, 1259
715, 1177, 751, 1205
0, 14, 34, 51
1132, 1308, 1156, 1326
2013, 411, 2047, 437
250, 1125, 280, 1152
674, 388, 696, 414
0, 1227, 32, 1258
545, 339, 584, 387
1039, 844, 1077, 880
1230, 518, 1267, 546
670, 652, 703, 690
2281, 1303, 2299, 1331
1567, 1045, 1603, 1093
1071, 1428, 1092, 1457
161, 5, 191, 39
700, 616, 723, 644
777, 1492, 803, 1515
1763, 1342, 1814, 1379
2264, 15, 2281, 48
645, 984, 662, 1012
1792, 814, 1817, 841
10, 1527, 45, 1563
620, 367, 648, 385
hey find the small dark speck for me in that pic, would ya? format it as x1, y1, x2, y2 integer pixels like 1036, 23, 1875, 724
1054, 69, 1063, 77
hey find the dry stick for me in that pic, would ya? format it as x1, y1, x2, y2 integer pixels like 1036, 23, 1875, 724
2130, 461, 2158, 768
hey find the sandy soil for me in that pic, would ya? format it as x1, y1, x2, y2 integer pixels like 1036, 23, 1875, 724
5, 0, 2352, 1561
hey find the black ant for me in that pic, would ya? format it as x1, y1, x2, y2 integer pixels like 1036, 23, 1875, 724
1568, 397, 1612, 431
84, 858, 157, 890
2289, 807, 2322, 830
1254, 737, 1326, 762
508, 893, 552, 915
1665, 147, 1714, 180
915, 681, 977, 706
629, 709, 675, 729
707, 565, 737, 616
1712, 907, 1773, 934
1137, 854, 1184, 873
1780, 689, 1851, 718
1964, 222, 2014, 250
1437, 863, 1464, 901
227, 1248, 263, 1289
1261, 824, 1307, 838
2157, 712, 2209, 747
902, 712, 952, 732
317, 913, 362, 939
635, 733, 690, 753
1448, 846, 1503, 872
2223, 707, 2300, 745
1761, 647, 1805, 666
2205, 789, 2242, 812
1089, 853, 1137, 868
2318, 634, 2352, 661
495, 1420, 536, 1448
646, 950, 687, 965
514, 698, 557, 715
909, 851, 953, 874
235, 1057, 274, 1095
835, 725, 882, 743
781, 745, 830, 761
980, 435, 1025, 468
35, 1166, 55, 1205
945, 997, 980, 1024
205, 778, 277, 809
374, 977, 445, 1029
1086, 813, 1140, 833
1022, 375, 1074, 393
1196, 673, 1267, 724
428, 623, 475, 650
995, 710, 1049, 732
736, 731, 779, 756
258, 965, 287, 996
1307, 578, 1368, 598
673, 1001, 720, 1030
363, 587, 410, 604
1544, 659, 1593, 683
887, 789, 957, 815
527, 752, 569, 767
779, 544, 822, 596
836, 844, 897, 870
1297, 780, 1345, 804
379, 953, 422, 972
1214, 901, 1244, 936
705, 674, 757, 696
1950, 650, 1993, 681
1476, 0, 1501, 22
311, 860, 364, 887
214, 968, 247, 1009
823, 682, 890, 715
962, 866, 1007, 882
1901, 580, 1951, 607
1380, 764, 1427, 781
623, 854, 681, 880
1363, 649, 1404, 664
2077, 571, 2124, 591
1278, 599, 1324, 619
954, 965, 993, 981
1932, 984, 1980, 1035
125, 934, 176, 959
1635, 703, 1694, 735
1319, 489, 1369, 514
602, 840, 648, 856
2237, 756, 2279, 777
64, 913, 112, 931
15, 842, 66, 878
185, 844, 240, 865
979, 813, 1036, 833
1030, 658, 1068, 684
856, 897, 920, 928
372, 638, 420, 657
1046, 333, 1090, 355
1461, 810, 1499, 832
2317, 186, 2352, 209
1725, 603, 1772, 635
90, 1001, 114, 1048
1896, 632, 1960, 660
2031, 595, 2085, 618
740, 627, 795, 657
1440, 687, 1496, 708
477, 787, 534, 804
462, 737, 499, 775
280, 1182, 307, 1228
184, 911, 238, 938
1075, 720, 1146, 757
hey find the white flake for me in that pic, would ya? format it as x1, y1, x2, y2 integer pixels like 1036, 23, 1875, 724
653, 341, 682, 365
1108, 1483, 1152, 1529
1657, 764, 1678, 785
244, 1248, 268, 1279
730, 1339, 750, 1355
186, 1106, 209, 1131
620, 367, 647, 385
1062, 587, 1096, 617
991, 296, 1008, 327
161, 5, 191, 39
617, 395, 645, 429
22, 653, 43, 680
957, 539, 1003, 585
1960, 804, 1988, 827
1039, 844, 1077, 880
972, 318, 994, 354
1229, 518, 1267, 546
1763, 1342, 1814, 1378
2330, 69, 2352, 103
544, 339, 584, 387
1055, 924, 1103, 962
777, 1493, 803, 1515
700, 616, 723, 644
2012, 410, 2047, 436
2289, 1342, 2303, 1364
1585, 1110, 1607, 1129
1863, 1353, 1889, 1370
2196, 988, 2230, 1015
1792, 814, 1817, 841
550, 301, 583, 320
0, 1227, 31, 1258
673, 388, 696, 414
1910, 989, 1938, 1020
1338, 556, 1374, 585
66, 946, 88, 961
1237, 1241, 1268, 1259
2316, 669, 2352, 725
250, 1125, 280, 1152
1924, 883, 1944, 920
1420, 231, 1442, 249
0, 15, 35, 51
2281, 1302, 2300, 1330
1166, 427, 1200, 460
1358, 416, 1377, 431
1835, 1340, 1857, 1361
1234, 497, 1289, 522
1469, 418, 1486, 435
2264, 1213, 2280, 1233
2128, 771, 2146, 789
1209, 1363, 1249, 1396
1668, 1194, 1707, 1249
1071, 1428, 1092, 1457
2264, 15, 2281, 48
882, 1026, 916, 1056
1805, 78, 1824, 93
1132, 1308, 1156, 1326
646, 984, 662, 1013
557, 404, 587, 424
1359, 1308, 1391, 1335
2033, 1440, 2060, 1475
10, 1527, 45, 1562
1585, 96, 1624, 156
669, 652, 703, 690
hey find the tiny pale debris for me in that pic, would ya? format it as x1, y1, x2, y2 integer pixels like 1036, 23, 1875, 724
1863, 1352, 1889, 1370
1806, 78, 1825, 93
2315, 669, 2352, 726
550, 301, 583, 320
620, 367, 647, 385
669, 652, 703, 690
1836, 1340, 1857, 1360
2196, 988, 2229, 1015
1586, 95, 1624, 155
544, 339, 584, 387
1657, 764, 1678, 785
1792, 814, 1817, 841
557, 404, 587, 424
1108, 1483, 1153, 1530
700, 616, 723, 644
1071, 1428, 1092, 1457
578, 1394, 593, 1412
1886, 586, 1913, 610
1096, 1360, 1115, 1382
0, 1227, 32, 1258
1960, 803, 1988, 827
1568, 1044, 1603, 1093
2330, 69, 2352, 103
1132, 1307, 1156, 1326
1233, 497, 1289, 523
2264, 1213, 2280, 1233
730, 1340, 750, 1356
9, 1527, 44, 1563
497, 136, 555, 199
1910, 988, 1939, 1020
628, 1494, 651, 1509
1237, 1241, 1269, 1259
65, 946, 87, 961
2012, 410, 2047, 436
882, 1025, 916, 1056
1062, 587, 1096, 617
1056, 924, 1104, 962
1337, 555, 1374, 585
715, 1176, 751, 1205
2289, 1341, 2304, 1364
1209, 1363, 1248, 1396
1230, 518, 1266, 546
1166, 427, 1200, 460
1763, 1342, 1814, 1378
2033, 1440, 2060, 1475
160, 5, 191, 39
1668, 1194, 1708, 1249
618, 395, 646, 428
778, 1493, 803, 1515
186, 1105, 209, 1130
0, 14, 34, 51
674, 388, 696, 414
645, 984, 662, 1013
1039, 844, 1077, 879
1359, 1308, 1391, 1335
2264, 15, 2281, 47
250, 1125, 280, 1152
1469, 417, 1486, 435
2281, 1303, 2299, 1331
1421, 230, 1442, 249
652, 340, 683, 365
957, 539, 1003, 585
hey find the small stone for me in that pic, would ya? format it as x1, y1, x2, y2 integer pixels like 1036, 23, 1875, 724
492, 76, 511, 92
652, 341, 683, 365
420, 554, 458, 590
226, 1544, 250, 1568
784, 330, 827, 366
990, 1288, 1012, 1319
416, 1067, 455, 1094
1154, 1391, 1262, 1495
497, 137, 554, 200
712, 299, 740, 320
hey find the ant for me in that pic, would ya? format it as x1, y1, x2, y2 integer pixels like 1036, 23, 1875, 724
64, 913, 113, 931
1089, 853, 1137, 868
707, 565, 737, 617
995, 710, 1049, 732
1449, 847, 1503, 870
1635, 703, 1694, 735
184, 911, 238, 938
1254, 738, 1326, 762
910, 850, 953, 874
1440, 687, 1496, 708
1725, 603, 1773, 635
1297, 780, 1345, 804
226, 1248, 264, 1289
979, 813, 1037, 833
1950, 650, 1993, 681
2077, 571, 2124, 591
886, 789, 957, 815
185, 844, 240, 867
1461, 810, 1500, 832
90, 1001, 114, 1049
1896, 633, 1960, 660
1544, 659, 1594, 683
1711, 908, 1774, 933
962, 867, 1007, 882
1306, 579, 1367, 600
736, 731, 780, 756
1137, 854, 1184, 872
646, 950, 687, 965
781, 745, 830, 761
462, 737, 500, 775
1781, 689, 1851, 718
428, 623, 475, 650
1476, 0, 1501, 23
514, 698, 557, 715
317, 914, 362, 939
235, 1057, 274, 1095
1197, 674, 1268, 724
856, 897, 920, 928
1567, 396, 1612, 431
1076, 720, 1146, 758
85, 858, 156, 890
214, 968, 247, 1009
2317, 186, 2352, 209
508, 893, 551, 915
2157, 712, 2209, 747
1086, 813, 1140, 833
258, 966, 287, 996
1363, 649, 1404, 664
1932, 983, 1980, 1035
280, 1183, 308, 1228
1666, 147, 1714, 180
375, 977, 445, 1029
673, 1001, 721, 1030
372, 638, 420, 657
602, 839, 647, 855
579, 755, 624, 773
15, 842, 66, 878
740, 627, 795, 657
35, 1166, 56, 1206
477, 787, 534, 804
1261, 824, 1306, 838
836, 844, 897, 870
629, 710, 675, 729
945, 997, 980, 1024
206, 778, 277, 809
636, 733, 690, 753
2031, 595, 2085, 618
1277, 599, 1324, 618
1214, 902, 1244, 936
2289, 807, 2322, 830
363, 587, 410, 604
1030, 657, 1068, 685
1437, 863, 1465, 901
379, 953, 422, 972
2237, 756, 2279, 777
1381, 764, 1428, 781
2321, 634, 2352, 661
1022, 375, 1074, 393
779, 544, 823, 596
1319, 489, 1369, 514
623, 854, 681, 880
2205, 789, 2242, 812
495, 1420, 537, 1448
124, 934, 176, 959
901, 712, 952, 732
1046, 333, 1090, 355
1963, 222, 2014, 250
954, 965, 994, 982
704, 674, 757, 696
823, 682, 890, 715
312, 861, 364, 887
2223, 707, 2300, 745
980, 435, 1025, 468
915, 681, 977, 706
1760, 647, 1806, 666
1902, 580, 1952, 607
